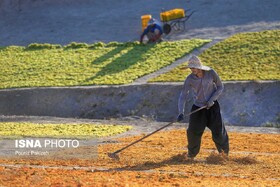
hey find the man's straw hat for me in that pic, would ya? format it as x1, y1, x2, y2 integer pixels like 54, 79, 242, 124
187, 55, 211, 71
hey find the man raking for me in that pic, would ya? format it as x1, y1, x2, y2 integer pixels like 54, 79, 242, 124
177, 55, 230, 160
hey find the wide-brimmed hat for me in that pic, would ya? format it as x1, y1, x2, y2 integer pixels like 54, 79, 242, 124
187, 55, 211, 71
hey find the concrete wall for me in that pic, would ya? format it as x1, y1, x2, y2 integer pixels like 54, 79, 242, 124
0, 81, 279, 126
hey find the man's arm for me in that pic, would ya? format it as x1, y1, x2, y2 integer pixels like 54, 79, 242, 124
140, 27, 149, 43
208, 69, 224, 103
178, 78, 191, 114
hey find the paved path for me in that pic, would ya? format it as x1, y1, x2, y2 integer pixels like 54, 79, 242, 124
1, 115, 279, 137
0, 0, 280, 46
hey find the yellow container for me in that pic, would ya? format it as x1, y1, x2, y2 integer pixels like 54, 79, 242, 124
173, 9, 185, 19
141, 14, 152, 31
160, 12, 171, 22
160, 8, 185, 22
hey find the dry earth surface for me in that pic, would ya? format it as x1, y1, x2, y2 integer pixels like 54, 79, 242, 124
0, 124, 279, 186
0, 116, 279, 186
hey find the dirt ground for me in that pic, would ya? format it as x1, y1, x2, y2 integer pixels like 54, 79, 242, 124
0, 115, 279, 186
0, 126, 279, 186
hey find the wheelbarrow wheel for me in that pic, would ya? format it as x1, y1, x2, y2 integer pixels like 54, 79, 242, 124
163, 23, 171, 35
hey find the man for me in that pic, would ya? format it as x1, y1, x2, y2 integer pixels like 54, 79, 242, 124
140, 18, 163, 44
177, 55, 229, 159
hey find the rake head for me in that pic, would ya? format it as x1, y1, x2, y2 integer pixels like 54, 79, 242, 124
107, 152, 120, 161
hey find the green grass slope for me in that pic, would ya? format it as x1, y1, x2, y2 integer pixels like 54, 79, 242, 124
0, 40, 209, 89
150, 30, 280, 82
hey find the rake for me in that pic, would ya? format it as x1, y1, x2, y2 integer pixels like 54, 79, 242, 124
108, 106, 207, 160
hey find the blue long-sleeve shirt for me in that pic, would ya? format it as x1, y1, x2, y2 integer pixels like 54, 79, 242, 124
141, 24, 163, 38
178, 69, 224, 114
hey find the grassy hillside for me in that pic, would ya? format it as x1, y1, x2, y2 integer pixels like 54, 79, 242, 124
150, 30, 280, 82
0, 40, 209, 89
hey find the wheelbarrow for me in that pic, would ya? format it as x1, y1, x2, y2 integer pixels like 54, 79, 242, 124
160, 9, 196, 35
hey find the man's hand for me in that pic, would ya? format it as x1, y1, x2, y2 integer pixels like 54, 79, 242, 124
177, 113, 184, 122
207, 100, 214, 109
